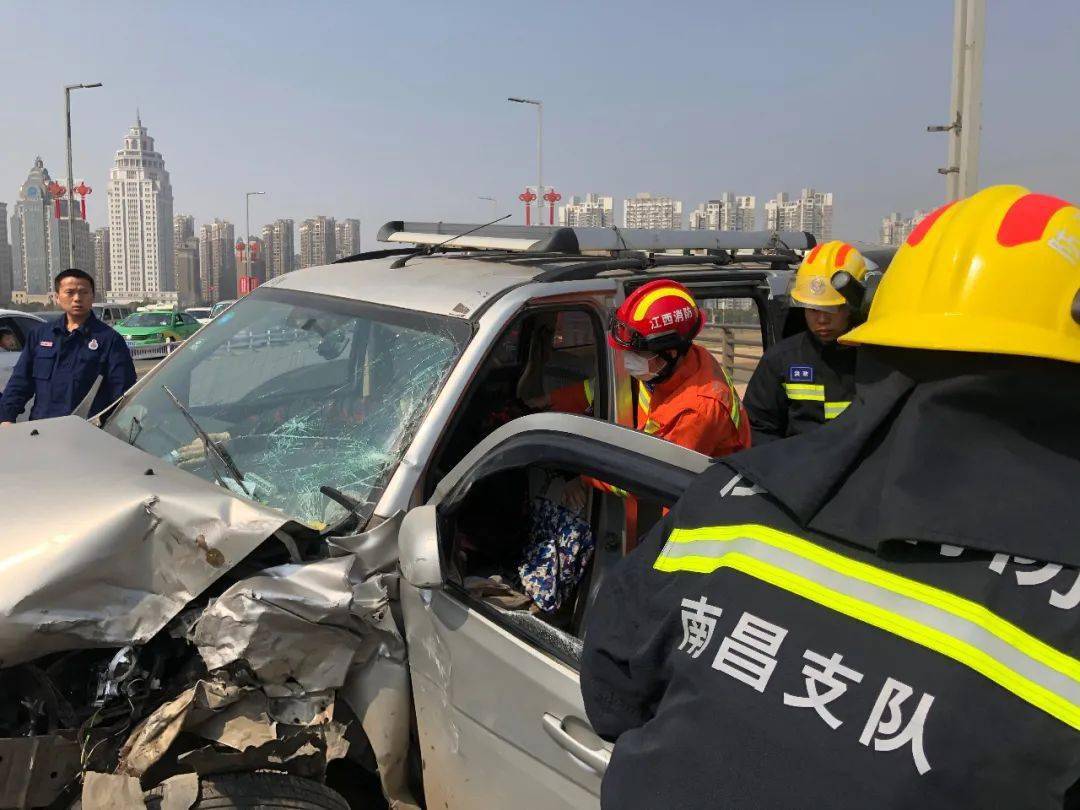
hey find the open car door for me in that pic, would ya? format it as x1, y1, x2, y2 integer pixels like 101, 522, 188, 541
398, 413, 712, 810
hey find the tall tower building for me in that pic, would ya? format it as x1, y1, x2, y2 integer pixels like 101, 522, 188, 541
198, 219, 236, 303
622, 194, 683, 229
107, 114, 175, 301
880, 210, 928, 246
765, 188, 833, 241
261, 219, 295, 279
0, 203, 11, 304
299, 216, 336, 268
176, 237, 201, 307
174, 214, 195, 249
334, 219, 361, 260
559, 194, 614, 228
688, 194, 757, 231
93, 227, 110, 300
11, 157, 56, 296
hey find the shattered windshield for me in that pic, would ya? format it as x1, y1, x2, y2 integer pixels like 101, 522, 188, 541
105, 288, 470, 526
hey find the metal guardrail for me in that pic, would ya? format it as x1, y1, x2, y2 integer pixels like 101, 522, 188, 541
126, 340, 185, 361
698, 323, 763, 389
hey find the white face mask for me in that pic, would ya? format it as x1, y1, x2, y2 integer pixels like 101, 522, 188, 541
623, 351, 659, 381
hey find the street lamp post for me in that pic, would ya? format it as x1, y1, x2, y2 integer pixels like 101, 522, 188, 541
245, 191, 265, 291
64, 82, 102, 268
478, 196, 498, 218
507, 97, 542, 225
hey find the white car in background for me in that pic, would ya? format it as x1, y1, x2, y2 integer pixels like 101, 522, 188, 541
0, 309, 46, 402
184, 306, 213, 325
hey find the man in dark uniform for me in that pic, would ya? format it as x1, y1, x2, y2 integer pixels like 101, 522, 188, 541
581, 185, 1080, 808
742, 240, 867, 443
0, 269, 136, 424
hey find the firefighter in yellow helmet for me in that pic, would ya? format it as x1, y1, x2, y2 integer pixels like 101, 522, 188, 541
582, 185, 1080, 808
742, 241, 868, 443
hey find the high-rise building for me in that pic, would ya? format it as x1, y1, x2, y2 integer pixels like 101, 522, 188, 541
175, 237, 201, 307
11, 157, 56, 296
53, 197, 93, 278
261, 219, 295, 279
880, 209, 928, 246
299, 216, 336, 267
240, 236, 266, 285
688, 194, 757, 232
0, 203, 11, 304
106, 114, 175, 302
559, 194, 614, 228
764, 188, 834, 241
334, 219, 361, 260
622, 193, 683, 229
93, 227, 110, 300
198, 219, 236, 303
174, 214, 195, 250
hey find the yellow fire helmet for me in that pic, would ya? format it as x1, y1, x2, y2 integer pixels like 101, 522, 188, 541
791, 241, 868, 310
841, 185, 1080, 364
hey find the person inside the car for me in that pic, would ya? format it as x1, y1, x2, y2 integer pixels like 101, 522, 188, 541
0, 328, 19, 352
519, 279, 750, 510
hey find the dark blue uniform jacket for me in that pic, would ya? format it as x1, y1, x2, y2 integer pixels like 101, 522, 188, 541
0, 313, 136, 422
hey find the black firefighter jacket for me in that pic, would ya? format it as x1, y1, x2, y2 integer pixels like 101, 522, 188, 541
742, 330, 856, 445
581, 349, 1080, 809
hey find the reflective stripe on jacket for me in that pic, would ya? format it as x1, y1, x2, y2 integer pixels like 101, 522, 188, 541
743, 330, 856, 444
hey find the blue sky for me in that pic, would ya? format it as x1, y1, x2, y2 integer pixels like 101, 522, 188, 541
1, 0, 1077, 247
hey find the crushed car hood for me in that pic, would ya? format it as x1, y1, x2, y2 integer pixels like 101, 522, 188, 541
0, 416, 292, 667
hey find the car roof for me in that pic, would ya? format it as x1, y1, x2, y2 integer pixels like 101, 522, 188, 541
0, 309, 45, 321
268, 254, 547, 318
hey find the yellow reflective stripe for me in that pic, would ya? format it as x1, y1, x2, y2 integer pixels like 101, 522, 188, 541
655, 549, 1080, 731
639, 386, 652, 412
655, 524, 1080, 730
643, 419, 661, 435
583, 379, 594, 407
825, 401, 851, 419
719, 365, 741, 430
783, 383, 825, 402
632, 287, 696, 321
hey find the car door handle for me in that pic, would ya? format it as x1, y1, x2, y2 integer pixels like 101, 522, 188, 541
542, 713, 610, 775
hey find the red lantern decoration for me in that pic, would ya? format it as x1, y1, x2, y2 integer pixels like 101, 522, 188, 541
543, 189, 562, 226
518, 188, 537, 226
235, 240, 247, 259
73, 182, 93, 220
46, 181, 66, 219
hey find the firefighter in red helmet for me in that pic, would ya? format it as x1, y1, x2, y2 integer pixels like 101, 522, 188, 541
521, 279, 750, 458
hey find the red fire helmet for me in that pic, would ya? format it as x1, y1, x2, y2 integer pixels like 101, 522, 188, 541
609, 279, 703, 352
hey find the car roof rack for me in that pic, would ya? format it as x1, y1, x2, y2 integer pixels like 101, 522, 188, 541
377, 220, 816, 255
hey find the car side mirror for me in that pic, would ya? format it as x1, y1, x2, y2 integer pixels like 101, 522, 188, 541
399, 505, 444, 589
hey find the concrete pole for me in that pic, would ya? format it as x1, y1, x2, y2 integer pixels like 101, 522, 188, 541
958, 0, 985, 198
63, 83, 102, 268
245, 191, 264, 291
945, 0, 967, 201
65, 89, 75, 268
536, 100, 543, 228
508, 97, 543, 225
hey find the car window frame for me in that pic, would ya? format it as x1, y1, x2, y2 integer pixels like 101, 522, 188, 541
420, 301, 609, 501
431, 421, 702, 669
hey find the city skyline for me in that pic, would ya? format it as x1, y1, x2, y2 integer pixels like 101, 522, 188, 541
2, 1, 1076, 258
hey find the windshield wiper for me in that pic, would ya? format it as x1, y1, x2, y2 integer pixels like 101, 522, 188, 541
161, 384, 247, 487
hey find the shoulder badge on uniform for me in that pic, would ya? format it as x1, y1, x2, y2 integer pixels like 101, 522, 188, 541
789, 364, 814, 382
